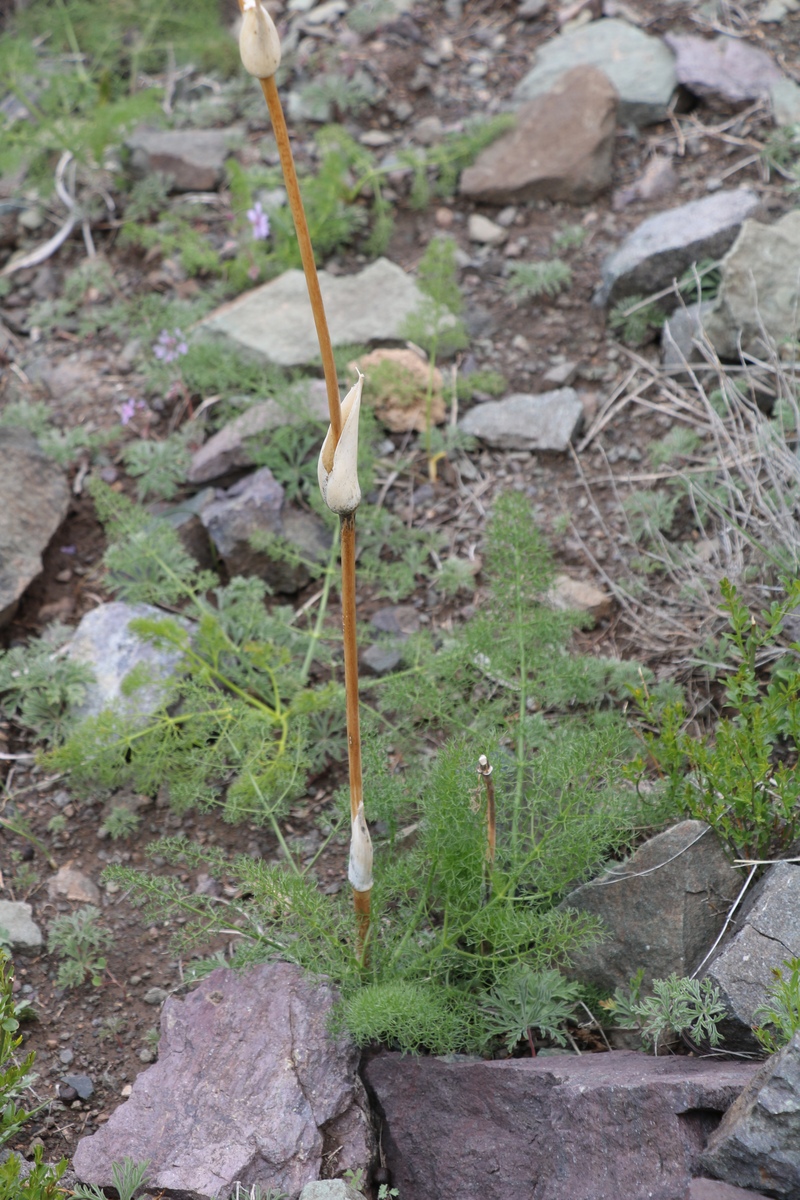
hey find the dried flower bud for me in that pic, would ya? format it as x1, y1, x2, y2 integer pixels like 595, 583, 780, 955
477, 754, 493, 776
318, 373, 363, 516
239, 0, 281, 79
348, 801, 373, 892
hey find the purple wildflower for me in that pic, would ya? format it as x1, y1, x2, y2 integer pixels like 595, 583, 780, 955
119, 397, 146, 426
246, 201, 270, 241
153, 329, 188, 364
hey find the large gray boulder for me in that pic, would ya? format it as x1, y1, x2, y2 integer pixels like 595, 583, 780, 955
64, 602, 185, 722
460, 67, 618, 204
561, 820, 741, 993
459, 388, 583, 451
511, 18, 678, 127
363, 1050, 757, 1200
703, 862, 800, 1053
195, 258, 425, 368
596, 188, 760, 307
701, 1030, 800, 1196
0, 427, 70, 627
703, 210, 800, 358
73, 963, 375, 1200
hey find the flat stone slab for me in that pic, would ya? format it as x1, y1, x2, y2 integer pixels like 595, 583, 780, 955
73, 962, 374, 1200
461, 66, 617, 204
511, 18, 678, 127
701, 1030, 800, 1196
459, 388, 583, 451
665, 34, 783, 103
687, 1181, 770, 1200
703, 209, 800, 358
125, 126, 244, 192
703, 862, 800, 1052
64, 601, 185, 722
0, 427, 69, 627
364, 1050, 758, 1200
561, 820, 741, 993
195, 258, 425, 368
596, 188, 760, 307
0, 899, 42, 952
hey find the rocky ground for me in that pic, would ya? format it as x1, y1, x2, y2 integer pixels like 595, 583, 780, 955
1, 0, 800, 1190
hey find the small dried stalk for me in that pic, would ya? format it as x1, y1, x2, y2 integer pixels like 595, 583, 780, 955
477, 754, 496, 904
237, 1, 370, 960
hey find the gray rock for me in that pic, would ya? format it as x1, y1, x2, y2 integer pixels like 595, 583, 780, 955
125, 126, 244, 192
370, 606, 420, 638
64, 602, 186, 722
0, 427, 70, 626
72, 962, 375, 1200
361, 643, 403, 676
703, 210, 800, 359
561, 820, 741, 993
760, 0, 799, 20
511, 18, 678, 127
200, 469, 330, 593
662, 301, 715, 369
686, 1181, 770, 1200
151, 488, 216, 571
196, 258, 425, 368
701, 1029, 800, 1196
364, 1050, 757, 1200
0, 900, 42, 953
703, 862, 800, 1053
63, 1074, 94, 1100
143, 987, 169, 1006
47, 865, 100, 905
468, 214, 507, 245
300, 1184, 362, 1200
459, 388, 583, 451
664, 34, 783, 103
596, 188, 760, 308
461, 67, 617, 205
188, 381, 330, 484
771, 78, 800, 126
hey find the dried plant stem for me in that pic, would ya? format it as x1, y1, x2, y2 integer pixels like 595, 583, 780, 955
341, 512, 370, 959
478, 754, 496, 904
259, 75, 341, 443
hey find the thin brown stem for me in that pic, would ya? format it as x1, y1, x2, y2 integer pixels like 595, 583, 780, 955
478, 754, 496, 889
341, 511, 370, 957
259, 74, 341, 444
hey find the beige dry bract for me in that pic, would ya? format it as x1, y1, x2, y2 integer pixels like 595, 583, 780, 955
239, 0, 281, 79
348, 801, 374, 893
317, 373, 363, 516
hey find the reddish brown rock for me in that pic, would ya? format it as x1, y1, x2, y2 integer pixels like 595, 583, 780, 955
73, 963, 375, 1200
363, 1051, 757, 1200
459, 67, 618, 204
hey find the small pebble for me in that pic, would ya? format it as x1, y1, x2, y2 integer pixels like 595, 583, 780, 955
59, 1048, 74, 1065
143, 987, 169, 1005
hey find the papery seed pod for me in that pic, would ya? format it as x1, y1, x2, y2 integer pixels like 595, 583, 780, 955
348, 801, 373, 893
318, 373, 363, 516
239, 0, 281, 79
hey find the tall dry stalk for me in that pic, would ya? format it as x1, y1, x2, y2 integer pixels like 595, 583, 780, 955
236, 0, 371, 959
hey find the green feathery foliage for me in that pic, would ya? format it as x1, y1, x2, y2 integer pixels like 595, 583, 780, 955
0, 623, 94, 745
505, 260, 572, 304
631, 578, 800, 859
102, 492, 652, 1053
752, 957, 800, 1053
